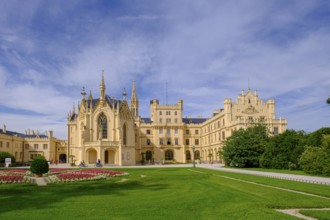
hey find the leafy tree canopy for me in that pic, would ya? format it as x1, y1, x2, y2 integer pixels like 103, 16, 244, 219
260, 130, 306, 170
306, 127, 330, 147
222, 124, 268, 168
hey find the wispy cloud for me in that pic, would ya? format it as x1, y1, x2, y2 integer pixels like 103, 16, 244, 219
0, 0, 330, 138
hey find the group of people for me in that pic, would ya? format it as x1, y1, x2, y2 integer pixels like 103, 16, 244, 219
95, 159, 102, 167
79, 159, 103, 167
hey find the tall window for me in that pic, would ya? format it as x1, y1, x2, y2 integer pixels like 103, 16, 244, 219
98, 113, 107, 139
167, 138, 171, 145
186, 151, 191, 160
165, 150, 174, 160
146, 151, 152, 161
123, 123, 127, 145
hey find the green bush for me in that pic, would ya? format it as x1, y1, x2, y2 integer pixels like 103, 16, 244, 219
299, 135, 330, 176
30, 156, 49, 175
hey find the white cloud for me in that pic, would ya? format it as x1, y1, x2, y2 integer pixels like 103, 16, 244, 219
1, 0, 330, 139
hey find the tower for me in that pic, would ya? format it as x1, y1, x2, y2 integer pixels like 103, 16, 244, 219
130, 80, 139, 118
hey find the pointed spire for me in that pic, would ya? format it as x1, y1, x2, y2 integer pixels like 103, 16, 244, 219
130, 80, 139, 117
89, 90, 93, 100
81, 86, 86, 99
72, 102, 75, 114
101, 70, 105, 88
131, 80, 137, 99
100, 70, 106, 104
123, 87, 127, 101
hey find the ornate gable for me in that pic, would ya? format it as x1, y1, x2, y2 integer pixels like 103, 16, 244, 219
120, 101, 133, 120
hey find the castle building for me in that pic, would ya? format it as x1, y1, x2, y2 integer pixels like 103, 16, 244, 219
0, 125, 65, 163
67, 73, 287, 166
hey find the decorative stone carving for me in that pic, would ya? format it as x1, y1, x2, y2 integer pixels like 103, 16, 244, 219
242, 105, 259, 115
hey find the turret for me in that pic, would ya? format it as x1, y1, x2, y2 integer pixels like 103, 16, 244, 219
266, 99, 275, 119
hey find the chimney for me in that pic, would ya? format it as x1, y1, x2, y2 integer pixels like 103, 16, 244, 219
48, 131, 53, 138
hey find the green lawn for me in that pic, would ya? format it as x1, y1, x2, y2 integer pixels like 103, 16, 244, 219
1, 168, 330, 220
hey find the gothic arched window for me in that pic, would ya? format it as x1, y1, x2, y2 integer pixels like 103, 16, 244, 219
98, 113, 107, 139
123, 123, 127, 145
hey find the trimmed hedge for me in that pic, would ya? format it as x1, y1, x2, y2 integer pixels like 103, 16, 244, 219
30, 156, 49, 175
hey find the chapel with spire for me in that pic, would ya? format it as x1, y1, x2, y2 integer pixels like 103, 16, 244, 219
67, 71, 136, 166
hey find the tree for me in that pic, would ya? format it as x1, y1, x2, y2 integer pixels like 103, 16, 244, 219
306, 127, 330, 147
327, 97, 330, 105
0, 151, 15, 165
30, 156, 49, 177
260, 130, 306, 170
300, 135, 330, 176
222, 125, 268, 167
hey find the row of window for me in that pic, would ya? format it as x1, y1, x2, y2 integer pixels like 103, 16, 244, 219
159, 111, 178, 116
146, 138, 200, 146
143, 150, 201, 161
23, 144, 48, 150
201, 131, 226, 145
146, 129, 200, 135
158, 118, 179, 124
203, 119, 226, 134
0, 142, 10, 148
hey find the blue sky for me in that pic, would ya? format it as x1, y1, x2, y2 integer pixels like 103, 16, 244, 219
0, 0, 330, 139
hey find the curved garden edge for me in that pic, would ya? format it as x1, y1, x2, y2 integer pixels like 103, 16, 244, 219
276, 208, 330, 220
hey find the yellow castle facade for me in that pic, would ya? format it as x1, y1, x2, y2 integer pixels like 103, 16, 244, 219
0, 73, 287, 165
66, 74, 287, 166
0, 126, 66, 164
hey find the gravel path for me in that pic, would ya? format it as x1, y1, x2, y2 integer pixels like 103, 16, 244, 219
199, 164, 330, 185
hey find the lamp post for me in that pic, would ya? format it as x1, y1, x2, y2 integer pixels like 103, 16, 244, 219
192, 145, 195, 168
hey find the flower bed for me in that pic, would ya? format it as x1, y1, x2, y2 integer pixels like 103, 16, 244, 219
0, 173, 31, 184
72, 169, 127, 177
0, 168, 128, 184
0, 169, 29, 175
46, 169, 128, 183
48, 168, 73, 174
